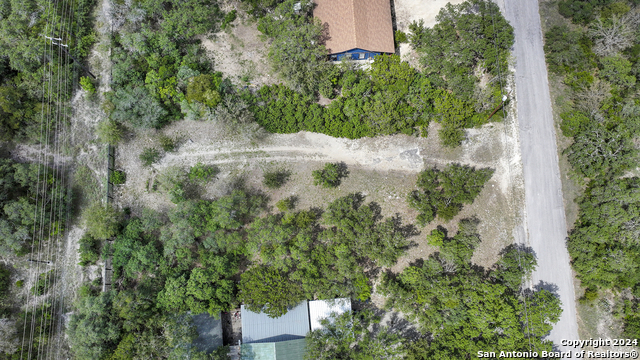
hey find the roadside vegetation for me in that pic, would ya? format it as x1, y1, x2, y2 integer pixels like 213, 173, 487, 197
542, 0, 640, 338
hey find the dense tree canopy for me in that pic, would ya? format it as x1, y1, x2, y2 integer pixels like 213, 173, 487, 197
0, 158, 67, 256
103, 0, 234, 131
564, 123, 637, 178
407, 0, 515, 144
0, 0, 95, 142
408, 164, 494, 225
544, 0, 640, 339
305, 311, 405, 360
248, 0, 514, 145
67, 169, 417, 355
380, 220, 561, 358
250, 56, 433, 139
238, 192, 414, 316
238, 266, 306, 318
568, 178, 640, 290
409, 0, 514, 100
257, 0, 332, 95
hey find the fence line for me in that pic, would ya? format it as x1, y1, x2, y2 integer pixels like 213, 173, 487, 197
103, 144, 115, 292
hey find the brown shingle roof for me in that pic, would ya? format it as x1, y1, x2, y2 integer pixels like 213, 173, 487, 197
313, 0, 395, 55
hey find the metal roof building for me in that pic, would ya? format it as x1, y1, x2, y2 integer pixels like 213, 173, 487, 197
241, 302, 310, 344
308, 298, 352, 331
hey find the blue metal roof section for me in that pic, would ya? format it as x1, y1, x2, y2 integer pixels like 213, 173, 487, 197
192, 312, 223, 353
331, 48, 382, 61
241, 302, 310, 344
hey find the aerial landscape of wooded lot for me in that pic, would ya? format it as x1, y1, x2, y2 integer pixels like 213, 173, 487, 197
0, 0, 638, 358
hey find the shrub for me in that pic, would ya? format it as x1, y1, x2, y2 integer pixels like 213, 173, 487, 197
544, 25, 592, 74
394, 30, 408, 46
188, 162, 219, 183
83, 203, 121, 240
78, 234, 101, 266
312, 162, 348, 188
408, 164, 494, 225
560, 111, 590, 137
439, 125, 466, 148
427, 229, 445, 246
77, 283, 99, 298
600, 55, 636, 89
564, 71, 594, 92
15, 280, 24, 288
158, 134, 176, 152
80, 76, 96, 94
558, 0, 604, 25
221, 10, 237, 30
354, 274, 371, 301
565, 125, 637, 178
158, 166, 190, 203
601, 2, 630, 18
186, 74, 223, 108
580, 287, 599, 303
139, 147, 161, 167
111, 170, 126, 185
275, 196, 296, 212
238, 266, 306, 318
96, 119, 123, 144
262, 169, 291, 189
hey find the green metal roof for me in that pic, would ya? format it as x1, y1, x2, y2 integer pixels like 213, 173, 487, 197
275, 339, 307, 360
241, 339, 307, 360
241, 343, 276, 360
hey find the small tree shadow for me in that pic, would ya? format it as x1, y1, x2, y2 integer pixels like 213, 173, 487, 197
497, 243, 536, 258
533, 280, 560, 296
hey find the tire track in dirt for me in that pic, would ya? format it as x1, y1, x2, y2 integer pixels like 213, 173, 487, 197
159, 144, 425, 172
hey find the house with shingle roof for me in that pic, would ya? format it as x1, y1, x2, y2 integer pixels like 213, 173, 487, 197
313, 0, 395, 61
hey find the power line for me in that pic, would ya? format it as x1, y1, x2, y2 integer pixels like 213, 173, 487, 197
19, 0, 70, 357
20, 0, 56, 356
41, 0, 75, 357
45, 0, 77, 356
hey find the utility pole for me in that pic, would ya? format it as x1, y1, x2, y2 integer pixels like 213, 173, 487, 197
44, 35, 97, 79
487, 91, 511, 121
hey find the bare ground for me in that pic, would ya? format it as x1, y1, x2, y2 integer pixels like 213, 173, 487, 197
200, 6, 276, 88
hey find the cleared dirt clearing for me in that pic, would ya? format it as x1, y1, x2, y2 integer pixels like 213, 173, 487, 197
114, 100, 524, 272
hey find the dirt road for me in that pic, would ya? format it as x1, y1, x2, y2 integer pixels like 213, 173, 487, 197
503, 0, 579, 351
